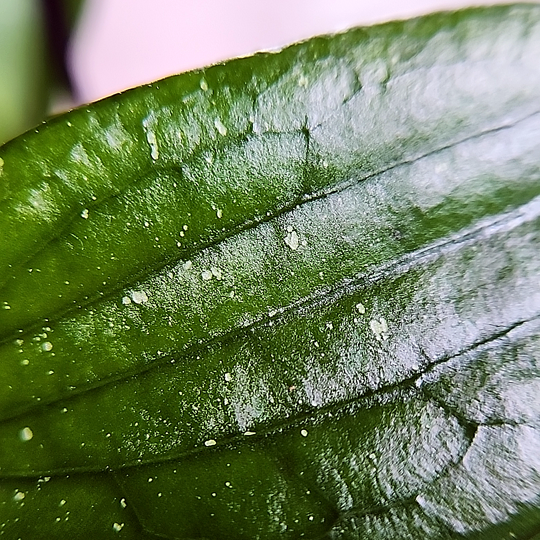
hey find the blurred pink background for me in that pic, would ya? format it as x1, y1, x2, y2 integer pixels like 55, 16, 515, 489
70, 0, 540, 104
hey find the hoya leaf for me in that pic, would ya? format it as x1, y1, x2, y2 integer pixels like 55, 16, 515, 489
0, 4, 539, 539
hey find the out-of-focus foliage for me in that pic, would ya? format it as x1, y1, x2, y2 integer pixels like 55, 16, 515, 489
0, 0, 84, 144
0, 0, 49, 144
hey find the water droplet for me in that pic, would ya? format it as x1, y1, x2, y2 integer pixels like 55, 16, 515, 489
204, 439, 217, 447
121, 296, 131, 305
301, 429, 308, 437
81, 209, 89, 219
112, 522, 124, 532
201, 270, 213, 281
13, 492, 25, 502
41, 342, 53, 352
224, 372, 232, 382
183, 260, 193, 271
200, 78, 209, 91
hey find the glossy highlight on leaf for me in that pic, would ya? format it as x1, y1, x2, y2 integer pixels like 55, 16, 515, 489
1, 4, 540, 539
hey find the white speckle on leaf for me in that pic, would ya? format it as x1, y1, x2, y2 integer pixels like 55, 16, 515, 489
216, 208, 223, 218
211, 267, 222, 280
112, 522, 124, 532
131, 291, 148, 304
284, 230, 299, 250
201, 270, 213, 281
19, 427, 33, 441
121, 296, 131, 305
214, 118, 227, 136
224, 372, 232, 382
183, 260, 193, 271
370, 317, 389, 341
146, 131, 159, 160
356, 302, 366, 314
143, 116, 159, 160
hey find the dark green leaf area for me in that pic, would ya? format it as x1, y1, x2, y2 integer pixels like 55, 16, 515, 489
1, 204, 537, 538
1, 4, 539, 335
0, 473, 147, 539
117, 442, 336, 540
0, 132, 306, 335
114, 392, 465, 540
0, 193, 538, 475
2, 113, 540, 422
1, 5, 540, 539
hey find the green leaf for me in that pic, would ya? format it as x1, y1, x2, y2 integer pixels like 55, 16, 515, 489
1, 4, 539, 539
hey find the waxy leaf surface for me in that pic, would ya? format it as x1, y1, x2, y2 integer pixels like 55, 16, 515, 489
0, 4, 539, 539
